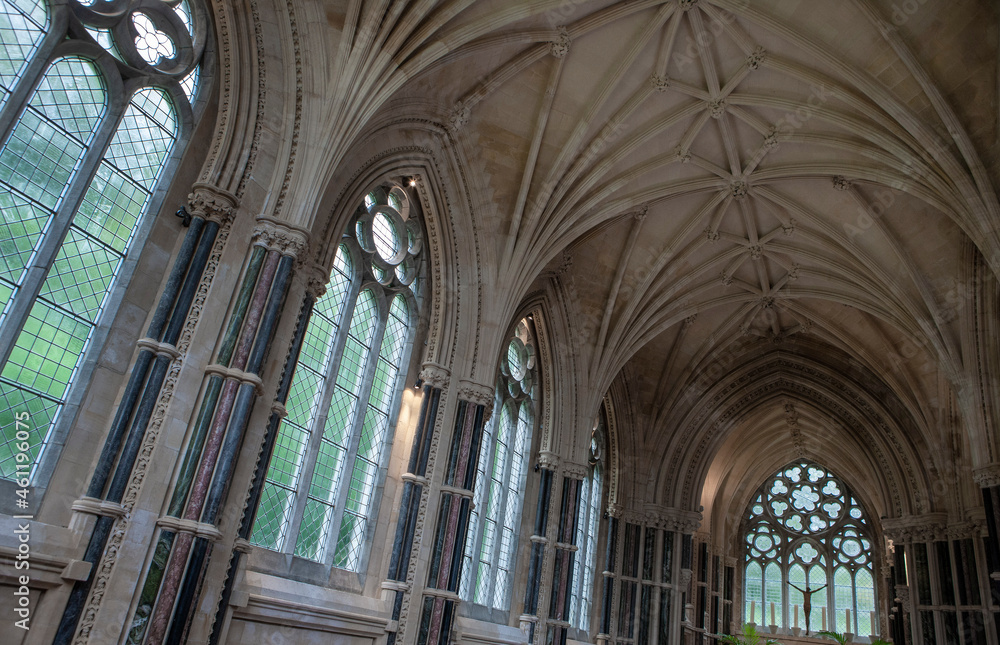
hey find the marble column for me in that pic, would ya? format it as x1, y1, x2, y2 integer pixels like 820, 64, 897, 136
417, 381, 492, 645
54, 184, 236, 645
128, 220, 305, 645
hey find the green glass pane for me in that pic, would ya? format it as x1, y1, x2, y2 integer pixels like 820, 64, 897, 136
38, 226, 120, 322
106, 88, 175, 189
332, 510, 365, 571
74, 162, 145, 253
299, 313, 334, 373
0, 380, 57, 479
0, 189, 47, 285
0, 0, 47, 97
323, 387, 354, 447
356, 405, 385, 462
294, 498, 332, 561
307, 439, 345, 502
2, 300, 89, 400
266, 419, 308, 488
284, 366, 322, 428
0, 108, 84, 208
249, 482, 292, 550
344, 457, 376, 513
31, 57, 105, 141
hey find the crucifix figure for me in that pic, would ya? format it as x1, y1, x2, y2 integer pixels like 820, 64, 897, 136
788, 581, 829, 634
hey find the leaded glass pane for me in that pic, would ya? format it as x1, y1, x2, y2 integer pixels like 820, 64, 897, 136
0, 0, 47, 104
744, 461, 874, 632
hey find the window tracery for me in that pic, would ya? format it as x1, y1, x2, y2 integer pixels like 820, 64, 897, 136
460, 316, 538, 611
0, 0, 204, 482
250, 185, 422, 573
744, 461, 876, 635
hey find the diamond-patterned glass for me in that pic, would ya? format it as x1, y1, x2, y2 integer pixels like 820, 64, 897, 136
31, 57, 106, 142
106, 88, 175, 190
249, 482, 292, 550
75, 162, 145, 253
0, 108, 84, 209
0, 0, 46, 99
294, 498, 332, 561
0, 190, 48, 286
0, 379, 57, 478
332, 510, 365, 571
38, 227, 120, 322
307, 439, 345, 502
2, 300, 90, 400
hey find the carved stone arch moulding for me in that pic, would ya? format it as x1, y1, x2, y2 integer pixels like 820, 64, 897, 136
665, 357, 929, 519
603, 386, 623, 510
198, 0, 268, 201
318, 144, 460, 373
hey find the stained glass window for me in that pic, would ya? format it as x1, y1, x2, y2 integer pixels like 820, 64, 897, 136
743, 461, 875, 635
250, 185, 422, 573
460, 316, 538, 610
0, 0, 204, 482
569, 407, 606, 631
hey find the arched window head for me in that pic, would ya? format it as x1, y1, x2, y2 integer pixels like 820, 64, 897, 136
251, 184, 422, 573
570, 405, 606, 631
461, 316, 539, 612
0, 0, 205, 483
743, 461, 876, 635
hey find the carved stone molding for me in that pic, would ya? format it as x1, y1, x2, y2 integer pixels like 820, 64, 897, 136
650, 74, 669, 92
457, 379, 494, 408
832, 175, 852, 191
550, 27, 570, 58
252, 218, 309, 259
562, 461, 588, 480
746, 46, 766, 70
188, 182, 238, 224
447, 101, 471, 132
302, 262, 329, 298
973, 464, 1000, 488
419, 362, 451, 389
882, 513, 986, 543
606, 504, 702, 533
895, 585, 911, 613
537, 450, 561, 470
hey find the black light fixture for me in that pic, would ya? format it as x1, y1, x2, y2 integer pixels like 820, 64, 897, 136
414, 378, 423, 389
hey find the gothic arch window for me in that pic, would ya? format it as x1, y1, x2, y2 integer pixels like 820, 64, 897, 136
743, 461, 877, 635
570, 406, 606, 631
460, 316, 539, 611
0, 0, 206, 482
250, 185, 422, 573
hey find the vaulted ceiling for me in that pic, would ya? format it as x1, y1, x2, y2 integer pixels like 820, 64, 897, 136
284, 0, 999, 521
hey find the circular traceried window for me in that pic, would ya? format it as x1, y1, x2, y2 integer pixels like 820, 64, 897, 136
743, 461, 876, 635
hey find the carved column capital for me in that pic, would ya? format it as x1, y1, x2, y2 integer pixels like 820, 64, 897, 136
562, 461, 588, 479
188, 182, 237, 224
302, 262, 329, 297
457, 379, 494, 408
537, 450, 561, 471
974, 464, 1000, 488
252, 217, 310, 259
419, 363, 451, 389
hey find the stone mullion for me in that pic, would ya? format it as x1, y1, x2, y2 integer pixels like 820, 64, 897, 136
383, 364, 448, 645
418, 382, 492, 645
54, 185, 236, 645
521, 465, 555, 642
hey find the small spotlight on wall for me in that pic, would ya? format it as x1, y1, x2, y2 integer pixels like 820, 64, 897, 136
409, 177, 417, 187
414, 378, 423, 389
